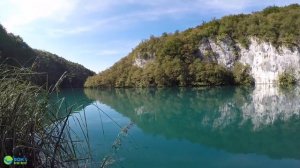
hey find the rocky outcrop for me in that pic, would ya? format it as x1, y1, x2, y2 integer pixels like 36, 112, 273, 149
133, 37, 300, 84
134, 58, 149, 68
198, 37, 300, 84
133, 52, 155, 68
198, 37, 239, 67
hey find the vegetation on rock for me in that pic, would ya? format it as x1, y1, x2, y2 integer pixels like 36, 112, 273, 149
278, 71, 297, 87
232, 63, 254, 85
85, 4, 300, 88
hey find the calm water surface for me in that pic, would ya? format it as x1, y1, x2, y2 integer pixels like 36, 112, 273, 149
57, 85, 300, 168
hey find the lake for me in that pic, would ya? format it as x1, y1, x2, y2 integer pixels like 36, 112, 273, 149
56, 85, 300, 168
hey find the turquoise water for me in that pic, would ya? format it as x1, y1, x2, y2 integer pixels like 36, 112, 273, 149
59, 85, 300, 168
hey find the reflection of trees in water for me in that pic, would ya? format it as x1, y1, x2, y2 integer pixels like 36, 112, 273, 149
49, 88, 94, 118
84, 86, 299, 130
84, 86, 300, 159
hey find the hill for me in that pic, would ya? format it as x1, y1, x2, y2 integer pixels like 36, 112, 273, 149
0, 25, 95, 88
85, 4, 300, 88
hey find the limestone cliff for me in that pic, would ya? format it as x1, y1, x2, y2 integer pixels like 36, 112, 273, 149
85, 4, 300, 88
133, 37, 300, 84
198, 37, 300, 84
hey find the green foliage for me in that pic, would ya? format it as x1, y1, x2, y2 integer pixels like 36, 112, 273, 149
189, 60, 233, 86
233, 63, 254, 85
160, 37, 185, 59
262, 6, 280, 16
203, 51, 216, 59
0, 25, 35, 66
278, 71, 297, 87
85, 4, 300, 88
0, 26, 94, 88
33, 50, 95, 88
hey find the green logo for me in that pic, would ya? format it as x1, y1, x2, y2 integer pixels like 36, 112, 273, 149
4, 155, 13, 165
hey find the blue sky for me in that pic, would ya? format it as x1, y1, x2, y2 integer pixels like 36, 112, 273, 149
0, 0, 299, 73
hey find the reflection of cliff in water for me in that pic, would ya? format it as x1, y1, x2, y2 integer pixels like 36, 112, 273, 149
241, 85, 300, 129
84, 86, 300, 159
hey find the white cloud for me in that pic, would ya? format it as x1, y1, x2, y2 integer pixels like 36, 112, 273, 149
49, 0, 285, 37
1, 0, 79, 32
3, 0, 298, 35
203, 0, 249, 11
81, 0, 299, 15
81, 0, 248, 13
48, 26, 93, 37
79, 40, 139, 56
1, 0, 298, 73
2, 0, 298, 33
47, 6, 191, 37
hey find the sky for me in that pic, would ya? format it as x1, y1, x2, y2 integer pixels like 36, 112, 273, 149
0, 0, 299, 73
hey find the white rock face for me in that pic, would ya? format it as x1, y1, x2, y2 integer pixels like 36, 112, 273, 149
201, 84, 300, 130
133, 53, 155, 68
198, 37, 300, 84
241, 84, 300, 130
134, 58, 149, 68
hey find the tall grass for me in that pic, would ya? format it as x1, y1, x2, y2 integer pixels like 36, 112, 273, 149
0, 65, 91, 167
0, 65, 134, 167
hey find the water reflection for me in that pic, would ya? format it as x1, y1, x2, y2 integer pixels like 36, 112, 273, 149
84, 85, 300, 159
242, 85, 300, 129
49, 88, 94, 117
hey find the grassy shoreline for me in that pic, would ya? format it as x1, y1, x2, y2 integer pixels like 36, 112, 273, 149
0, 65, 89, 167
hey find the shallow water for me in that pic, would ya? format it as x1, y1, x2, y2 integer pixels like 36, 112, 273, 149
59, 85, 300, 168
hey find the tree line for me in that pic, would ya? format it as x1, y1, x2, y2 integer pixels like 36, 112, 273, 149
84, 4, 300, 88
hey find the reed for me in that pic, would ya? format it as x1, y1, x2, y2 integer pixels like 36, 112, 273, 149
0, 65, 90, 167
0, 64, 133, 167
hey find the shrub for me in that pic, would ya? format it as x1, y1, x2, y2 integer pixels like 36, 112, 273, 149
278, 71, 297, 87
233, 62, 254, 85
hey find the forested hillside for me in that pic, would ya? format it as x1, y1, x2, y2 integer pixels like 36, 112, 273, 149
0, 25, 95, 88
85, 4, 300, 88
